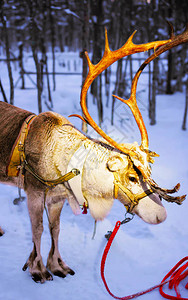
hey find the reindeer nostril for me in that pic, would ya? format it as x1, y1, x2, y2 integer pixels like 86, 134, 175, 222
156, 209, 167, 224
156, 216, 161, 224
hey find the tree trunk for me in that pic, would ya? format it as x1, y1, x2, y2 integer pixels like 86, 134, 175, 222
41, 1, 52, 109
150, 59, 158, 125
91, 0, 103, 127
129, 56, 133, 83
27, 0, 42, 113
81, 0, 89, 133
166, 0, 174, 95
111, 0, 130, 125
57, 25, 64, 52
105, 67, 111, 108
176, 48, 186, 92
166, 50, 173, 94
182, 79, 188, 130
45, 57, 53, 108
146, 2, 152, 120
0, 79, 8, 103
19, 43, 25, 89
49, 0, 56, 91
0, 2, 14, 104
33, 52, 42, 113
111, 59, 122, 125
97, 74, 103, 127
148, 51, 152, 119
150, 0, 159, 125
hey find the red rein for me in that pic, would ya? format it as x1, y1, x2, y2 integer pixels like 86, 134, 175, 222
101, 221, 188, 300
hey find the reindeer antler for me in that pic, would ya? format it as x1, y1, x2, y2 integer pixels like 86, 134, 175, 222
70, 28, 171, 156
70, 26, 188, 157
113, 24, 188, 151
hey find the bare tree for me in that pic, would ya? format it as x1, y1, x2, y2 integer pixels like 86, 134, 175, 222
111, 0, 131, 125
40, 0, 53, 108
182, 78, 188, 130
149, 1, 159, 125
81, 0, 89, 133
1, 0, 187, 131
26, 0, 42, 113
48, 0, 56, 91
18, 43, 25, 89
0, 0, 14, 104
90, 0, 103, 127
0, 79, 8, 103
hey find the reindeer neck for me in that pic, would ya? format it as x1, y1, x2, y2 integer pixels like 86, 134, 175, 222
66, 139, 112, 207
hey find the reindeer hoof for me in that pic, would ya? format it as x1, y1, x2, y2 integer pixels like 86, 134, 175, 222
0, 227, 4, 236
69, 269, 75, 276
23, 252, 53, 283
23, 265, 53, 283
32, 271, 53, 283
47, 256, 75, 278
32, 273, 44, 283
53, 270, 66, 278
53, 268, 75, 278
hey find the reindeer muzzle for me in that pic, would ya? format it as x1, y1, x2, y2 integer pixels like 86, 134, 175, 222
113, 172, 153, 213
113, 172, 186, 213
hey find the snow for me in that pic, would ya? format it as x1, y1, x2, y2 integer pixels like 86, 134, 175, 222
0, 52, 188, 300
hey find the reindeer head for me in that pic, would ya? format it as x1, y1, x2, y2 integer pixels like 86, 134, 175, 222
70, 24, 187, 224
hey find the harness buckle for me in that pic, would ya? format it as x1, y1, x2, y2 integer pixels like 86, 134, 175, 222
105, 211, 134, 240
121, 211, 135, 225
18, 142, 24, 152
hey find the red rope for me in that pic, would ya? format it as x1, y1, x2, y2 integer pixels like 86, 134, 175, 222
159, 257, 188, 299
100, 221, 188, 300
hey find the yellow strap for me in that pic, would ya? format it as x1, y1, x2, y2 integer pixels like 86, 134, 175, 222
113, 172, 153, 208
134, 189, 153, 201
114, 173, 133, 200
7, 115, 36, 177
24, 160, 80, 188
114, 179, 119, 199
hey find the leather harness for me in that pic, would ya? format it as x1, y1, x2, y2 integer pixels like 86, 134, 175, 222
7, 114, 36, 177
6, 114, 79, 187
7, 115, 154, 213
113, 172, 153, 212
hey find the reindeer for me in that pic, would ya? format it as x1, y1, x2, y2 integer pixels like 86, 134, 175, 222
0, 25, 187, 283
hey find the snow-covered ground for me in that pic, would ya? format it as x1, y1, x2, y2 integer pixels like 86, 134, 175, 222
0, 52, 187, 300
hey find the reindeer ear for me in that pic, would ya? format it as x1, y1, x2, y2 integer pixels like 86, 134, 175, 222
107, 156, 126, 172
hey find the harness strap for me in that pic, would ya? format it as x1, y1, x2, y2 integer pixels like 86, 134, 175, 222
7, 113, 80, 187
113, 172, 153, 212
7, 114, 36, 177
24, 160, 80, 188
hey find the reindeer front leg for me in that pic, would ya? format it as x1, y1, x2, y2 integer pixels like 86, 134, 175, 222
23, 189, 52, 283
46, 196, 75, 278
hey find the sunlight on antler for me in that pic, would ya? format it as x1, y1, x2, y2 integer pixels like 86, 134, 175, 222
69, 26, 188, 161
112, 94, 149, 150
113, 23, 188, 153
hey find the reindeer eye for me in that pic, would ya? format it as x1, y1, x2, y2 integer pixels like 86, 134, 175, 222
129, 175, 137, 183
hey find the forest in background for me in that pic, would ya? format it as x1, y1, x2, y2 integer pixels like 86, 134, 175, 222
0, 0, 188, 129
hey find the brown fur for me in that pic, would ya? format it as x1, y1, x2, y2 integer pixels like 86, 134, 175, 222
0, 101, 33, 181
